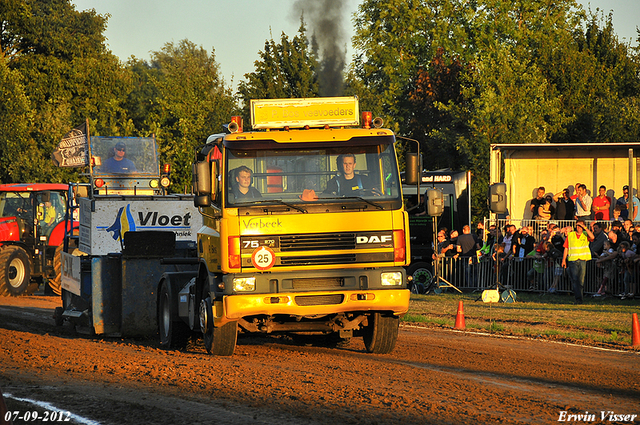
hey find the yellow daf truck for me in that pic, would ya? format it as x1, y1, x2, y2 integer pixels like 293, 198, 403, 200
160, 97, 411, 355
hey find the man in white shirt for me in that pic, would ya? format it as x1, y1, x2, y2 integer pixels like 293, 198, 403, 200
574, 184, 592, 220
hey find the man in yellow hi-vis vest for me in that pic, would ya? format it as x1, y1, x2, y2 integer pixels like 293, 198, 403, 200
561, 219, 594, 304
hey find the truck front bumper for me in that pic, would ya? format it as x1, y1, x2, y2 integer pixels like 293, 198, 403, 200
217, 288, 409, 322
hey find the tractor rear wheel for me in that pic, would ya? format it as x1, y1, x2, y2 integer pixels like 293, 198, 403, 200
50, 242, 81, 296
49, 244, 64, 296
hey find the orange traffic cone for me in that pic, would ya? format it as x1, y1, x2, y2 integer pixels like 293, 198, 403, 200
454, 300, 466, 330
632, 313, 640, 347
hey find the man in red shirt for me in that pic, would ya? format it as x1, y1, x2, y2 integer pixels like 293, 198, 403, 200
592, 185, 611, 220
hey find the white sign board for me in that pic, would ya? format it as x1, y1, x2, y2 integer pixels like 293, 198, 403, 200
79, 196, 203, 255
61, 251, 81, 296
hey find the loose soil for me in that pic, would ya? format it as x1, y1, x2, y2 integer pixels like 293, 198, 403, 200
1, 296, 639, 425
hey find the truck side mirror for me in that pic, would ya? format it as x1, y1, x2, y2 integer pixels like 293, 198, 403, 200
405, 153, 420, 185
193, 161, 211, 207
194, 194, 211, 207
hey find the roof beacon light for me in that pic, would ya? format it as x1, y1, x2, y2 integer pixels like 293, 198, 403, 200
362, 111, 373, 129
229, 116, 243, 133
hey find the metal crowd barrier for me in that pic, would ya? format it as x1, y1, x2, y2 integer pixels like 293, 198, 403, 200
435, 255, 626, 295
485, 218, 624, 237
428, 218, 632, 294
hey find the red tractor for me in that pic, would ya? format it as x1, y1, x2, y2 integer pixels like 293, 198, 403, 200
0, 183, 73, 296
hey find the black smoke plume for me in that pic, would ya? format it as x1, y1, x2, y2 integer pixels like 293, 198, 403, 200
293, 0, 347, 96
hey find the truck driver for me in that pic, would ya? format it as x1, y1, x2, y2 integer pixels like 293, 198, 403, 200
231, 166, 262, 202
324, 153, 376, 196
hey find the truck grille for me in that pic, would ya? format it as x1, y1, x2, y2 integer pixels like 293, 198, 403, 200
292, 277, 344, 289
240, 231, 394, 269
280, 254, 356, 266
294, 294, 344, 306
280, 233, 355, 252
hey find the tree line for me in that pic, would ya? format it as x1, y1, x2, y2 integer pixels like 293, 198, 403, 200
1, 0, 639, 218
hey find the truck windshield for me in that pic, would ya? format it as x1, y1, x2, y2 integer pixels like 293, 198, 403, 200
91, 137, 159, 176
225, 141, 401, 207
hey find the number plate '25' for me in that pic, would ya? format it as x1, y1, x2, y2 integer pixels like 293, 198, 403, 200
251, 246, 276, 270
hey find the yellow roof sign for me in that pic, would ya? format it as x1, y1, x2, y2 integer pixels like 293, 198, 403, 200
250, 97, 359, 129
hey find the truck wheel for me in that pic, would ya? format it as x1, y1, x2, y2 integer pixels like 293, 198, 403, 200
0, 246, 32, 296
158, 280, 189, 350
200, 287, 237, 356
362, 313, 399, 354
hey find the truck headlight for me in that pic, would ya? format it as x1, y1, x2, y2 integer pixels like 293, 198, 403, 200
381, 272, 403, 286
233, 277, 256, 292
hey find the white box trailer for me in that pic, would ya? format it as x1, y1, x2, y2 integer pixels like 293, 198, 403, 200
78, 195, 203, 255
489, 143, 640, 219
58, 194, 203, 337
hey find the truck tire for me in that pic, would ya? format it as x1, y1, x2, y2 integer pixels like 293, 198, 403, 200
362, 312, 399, 354
158, 280, 190, 350
0, 246, 32, 296
200, 287, 237, 356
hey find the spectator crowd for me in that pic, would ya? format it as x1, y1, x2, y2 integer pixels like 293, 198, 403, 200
529, 182, 640, 222
432, 183, 640, 301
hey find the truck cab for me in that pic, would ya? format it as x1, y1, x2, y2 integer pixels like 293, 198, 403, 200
179, 97, 411, 355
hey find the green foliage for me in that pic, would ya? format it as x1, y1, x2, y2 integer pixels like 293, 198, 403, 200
353, 0, 640, 222
1, 0, 129, 183
138, 40, 238, 192
2, 0, 639, 221
0, 59, 34, 183
1, 1, 239, 190
238, 22, 319, 124
553, 10, 640, 142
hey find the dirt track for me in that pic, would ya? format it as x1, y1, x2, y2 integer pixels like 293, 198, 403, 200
1, 296, 639, 425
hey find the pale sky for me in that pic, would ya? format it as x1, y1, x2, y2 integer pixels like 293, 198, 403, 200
70, 0, 638, 89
